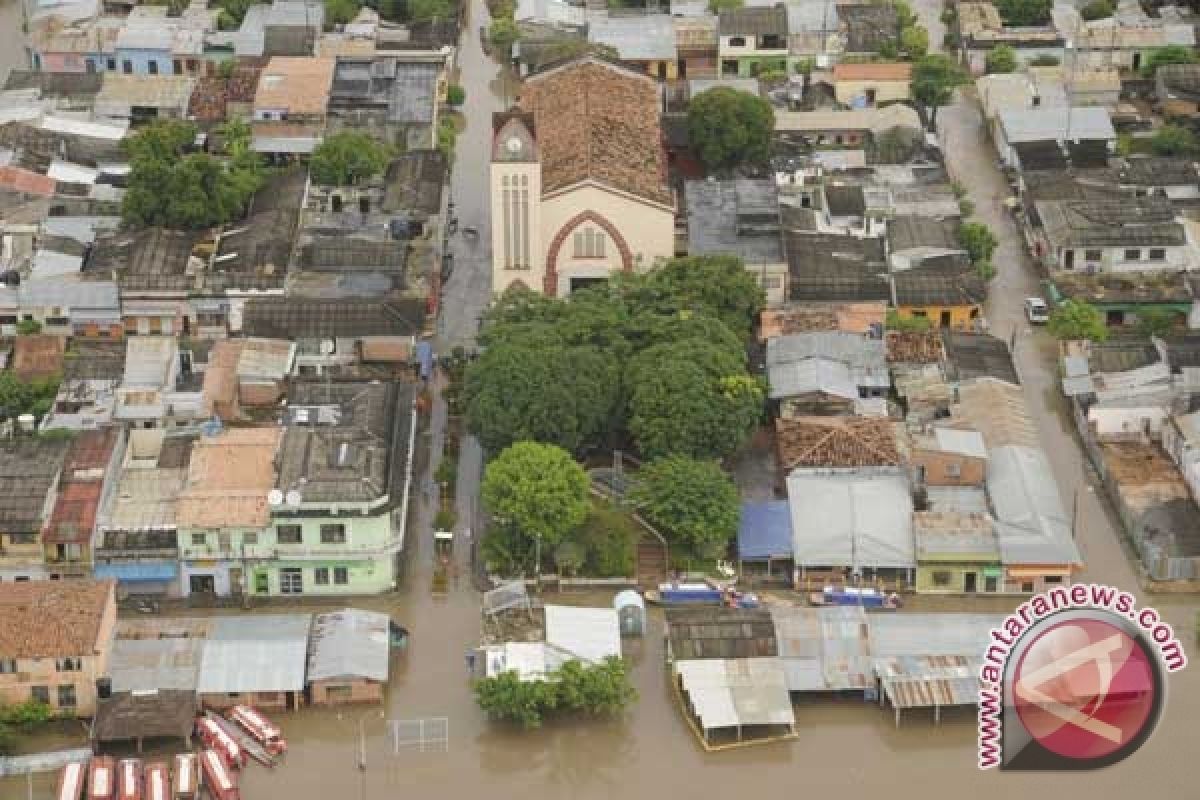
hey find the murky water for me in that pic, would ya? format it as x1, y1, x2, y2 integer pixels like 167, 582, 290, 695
2, 1, 1197, 797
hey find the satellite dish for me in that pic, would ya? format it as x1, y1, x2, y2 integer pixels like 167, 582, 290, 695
284, 490, 303, 507
267, 489, 284, 507
319, 339, 336, 355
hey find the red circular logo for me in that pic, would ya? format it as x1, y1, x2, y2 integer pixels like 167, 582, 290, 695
1013, 617, 1158, 761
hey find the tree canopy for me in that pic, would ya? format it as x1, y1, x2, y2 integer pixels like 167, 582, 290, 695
121, 120, 262, 230
310, 131, 390, 186
1080, 0, 1113, 20
1151, 124, 1197, 157
324, 0, 361, 27
911, 54, 968, 127
1140, 45, 1198, 78
408, 0, 455, 20
995, 0, 1051, 26
0, 372, 60, 422
481, 442, 590, 552
474, 657, 635, 729
687, 88, 775, 173
630, 456, 740, 561
958, 221, 998, 264
985, 45, 1018, 74
1048, 300, 1108, 342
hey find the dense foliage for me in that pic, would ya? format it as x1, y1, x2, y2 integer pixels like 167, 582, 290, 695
310, 132, 390, 186
0, 701, 55, 755
958, 222, 999, 265
995, 0, 1051, 26
911, 54, 968, 127
1140, 45, 1198, 78
474, 657, 636, 728
325, 0, 362, 27
985, 46, 1018, 74
1080, 0, 1113, 20
886, 310, 932, 332
687, 88, 775, 173
488, 18, 520, 52
0, 371, 61, 422
122, 120, 262, 230
570, 505, 638, 577
630, 456, 740, 561
1151, 125, 1197, 157
1048, 300, 1108, 342
465, 257, 764, 459
481, 442, 590, 552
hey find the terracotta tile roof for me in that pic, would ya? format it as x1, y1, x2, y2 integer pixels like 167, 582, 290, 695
832, 62, 912, 82
202, 340, 244, 418
63, 428, 119, 476
520, 58, 671, 206
776, 416, 902, 472
0, 579, 114, 659
0, 165, 56, 197
759, 302, 885, 340
176, 427, 282, 529
44, 481, 102, 544
11, 334, 66, 381
255, 57, 335, 115
885, 331, 945, 364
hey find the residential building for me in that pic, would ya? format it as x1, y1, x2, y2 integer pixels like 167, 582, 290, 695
955, 2, 1064, 75
0, 279, 121, 339
177, 427, 283, 598
838, 4, 899, 58
913, 511, 1001, 594
93, 74, 196, 121
775, 105, 922, 149
41, 340, 126, 431
252, 381, 417, 597
717, 7, 789, 78
307, 609, 391, 705
490, 57, 675, 297
674, 16, 719, 80
0, 440, 70, 582
775, 416, 902, 477
1156, 63, 1200, 118
218, 1, 325, 58
588, 15, 680, 81
1163, 409, 1200, 509
196, 614, 311, 710
1032, 196, 1191, 273
831, 62, 911, 107
1046, 271, 1193, 329
992, 107, 1116, 169
1070, 3, 1196, 74
683, 179, 786, 305
113, 336, 204, 429
110, 6, 215, 77
92, 430, 190, 597
326, 54, 448, 151
1113, 157, 1200, 203
911, 427, 988, 488
27, 17, 121, 75
0, 579, 117, 717
759, 302, 886, 340
43, 429, 119, 578
767, 331, 889, 417
252, 56, 335, 156
1060, 338, 1174, 436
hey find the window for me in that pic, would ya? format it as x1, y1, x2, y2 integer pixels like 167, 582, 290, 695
280, 568, 303, 594
320, 524, 346, 544
107, 58, 116, 71
0, 659, 16, 674
122, 60, 132, 74
945, 462, 962, 478
148, 61, 158, 75
728, 36, 746, 47
9, 533, 36, 545
57, 685, 77, 708
1084, 249, 1102, 262
761, 275, 782, 289
326, 685, 352, 701
30, 686, 50, 705
1044, 575, 1063, 585
1021, 581, 1035, 593
1124, 249, 1141, 261
243, 533, 258, 545
334, 567, 349, 585
572, 228, 606, 259
932, 571, 953, 587
314, 567, 330, 585
173, 59, 182, 75
276, 525, 302, 544
191, 533, 206, 546
1149, 248, 1166, 261
55, 658, 81, 673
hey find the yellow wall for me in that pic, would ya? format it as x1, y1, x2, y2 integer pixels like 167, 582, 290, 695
834, 79, 911, 106
896, 304, 980, 329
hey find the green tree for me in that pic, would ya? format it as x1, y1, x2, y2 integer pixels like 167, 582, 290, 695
1140, 45, 1198, 78
631, 456, 740, 560
465, 344, 620, 454
1048, 299, 1108, 342
482, 442, 590, 554
324, 0, 361, 26
626, 342, 762, 460
911, 54, 968, 128
708, 0, 743, 10
0, 701, 55, 755
474, 670, 559, 728
473, 658, 635, 728
958, 221, 998, 264
1151, 124, 1198, 157
985, 45, 1018, 74
634, 255, 765, 342
900, 25, 929, 60
409, 0, 454, 21
571, 504, 637, 577
488, 18, 520, 53
15, 319, 42, 335
446, 85, 466, 106
995, 0, 1051, 26
885, 309, 932, 332
687, 87, 775, 173
216, 0, 253, 28
310, 131, 390, 185
1136, 308, 1178, 337
1080, 0, 1113, 20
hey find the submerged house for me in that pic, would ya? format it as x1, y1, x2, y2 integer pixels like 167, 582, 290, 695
307, 608, 391, 705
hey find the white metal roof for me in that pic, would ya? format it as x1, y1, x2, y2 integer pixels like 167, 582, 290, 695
998, 107, 1115, 144
987, 445, 1082, 566
196, 614, 311, 694
787, 467, 915, 569
544, 605, 621, 665
40, 114, 129, 140
674, 658, 795, 731
307, 608, 390, 682
933, 428, 988, 460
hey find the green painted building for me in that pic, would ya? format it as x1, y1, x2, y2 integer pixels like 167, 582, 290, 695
913, 511, 1003, 594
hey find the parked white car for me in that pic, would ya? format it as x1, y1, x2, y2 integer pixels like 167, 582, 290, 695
1025, 297, 1049, 324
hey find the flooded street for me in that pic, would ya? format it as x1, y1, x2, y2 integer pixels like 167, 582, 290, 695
2, 2, 1198, 798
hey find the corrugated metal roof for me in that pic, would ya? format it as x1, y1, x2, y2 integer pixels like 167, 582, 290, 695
674, 658, 795, 731
307, 608, 390, 682
110, 636, 202, 692
786, 467, 915, 569
772, 606, 872, 691
544, 605, 621, 665
933, 428, 988, 460
738, 500, 793, 560
998, 107, 1115, 144
196, 614, 311, 693
876, 655, 981, 709
987, 445, 1082, 565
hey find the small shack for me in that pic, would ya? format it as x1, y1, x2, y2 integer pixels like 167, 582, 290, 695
196, 614, 311, 710
736, 501, 794, 581
91, 690, 196, 753
306, 608, 391, 706
613, 590, 646, 637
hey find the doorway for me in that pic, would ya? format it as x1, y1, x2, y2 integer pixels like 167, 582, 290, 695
964, 572, 977, 593
940, 310, 952, 327
189, 574, 215, 594
984, 575, 998, 592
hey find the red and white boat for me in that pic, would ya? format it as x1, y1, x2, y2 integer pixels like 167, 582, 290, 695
117, 759, 142, 800
143, 762, 169, 800
195, 716, 245, 768
172, 754, 197, 800
199, 750, 240, 800
228, 705, 287, 755
56, 761, 86, 800
88, 756, 116, 800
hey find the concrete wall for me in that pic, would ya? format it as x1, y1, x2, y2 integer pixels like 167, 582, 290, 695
834, 79, 909, 106
916, 563, 1001, 593
201, 690, 297, 712
113, 48, 174, 76
1088, 405, 1169, 437
1054, 244, 1192, 274
894, 303, 981, 330
309, 678, 384, 706
913, 449, 987, 486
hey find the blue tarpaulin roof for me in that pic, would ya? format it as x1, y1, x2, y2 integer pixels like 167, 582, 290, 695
738, 501, 794, 560
415, 340, 433, 380
93, 562, 178, 582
